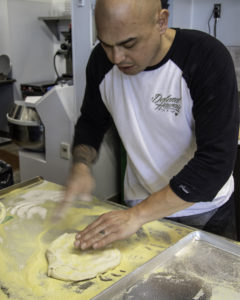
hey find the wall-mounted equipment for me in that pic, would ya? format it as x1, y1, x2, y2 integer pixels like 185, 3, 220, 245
54, 24, 72, 82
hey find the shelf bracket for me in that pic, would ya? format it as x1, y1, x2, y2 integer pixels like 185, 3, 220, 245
39, 17, 71, 41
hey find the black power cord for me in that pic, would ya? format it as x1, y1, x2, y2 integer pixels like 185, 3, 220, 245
208, 10, 214, 35
53, 52, 60, 80
208, 4, 221, 38
53, 50, 68, 82
214, 18, 218, 38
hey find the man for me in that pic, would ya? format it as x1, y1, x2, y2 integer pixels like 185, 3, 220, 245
57, 0, 239, 249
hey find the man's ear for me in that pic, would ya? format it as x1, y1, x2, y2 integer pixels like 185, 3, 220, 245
157, 9, 169, 34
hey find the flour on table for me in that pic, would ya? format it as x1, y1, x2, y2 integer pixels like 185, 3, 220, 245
8, 190, 63, 220
0, 202, 6, 224
46, 233, 121, 281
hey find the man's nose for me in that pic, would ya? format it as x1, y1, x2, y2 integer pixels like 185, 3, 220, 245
111, 46, 125, 65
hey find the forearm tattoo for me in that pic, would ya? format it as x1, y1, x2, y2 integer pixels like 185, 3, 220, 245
72, 145, 97, 166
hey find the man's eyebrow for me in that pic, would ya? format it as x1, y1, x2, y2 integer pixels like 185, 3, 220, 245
98, 36, 137, 47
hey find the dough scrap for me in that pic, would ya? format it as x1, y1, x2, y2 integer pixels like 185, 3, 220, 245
46, 233, 121, 281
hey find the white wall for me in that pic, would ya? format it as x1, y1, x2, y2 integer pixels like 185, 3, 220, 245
171, 0, 193, 29
0, 0, 71, 99
191, 0, 240, 46
0, 0, 11, 55
171, 0, 240, 46
167, 0, 174, 27
51, 0, 71, 16
5, 0, 55, 98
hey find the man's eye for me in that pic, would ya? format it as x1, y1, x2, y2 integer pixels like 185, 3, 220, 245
124, 43, 136, 49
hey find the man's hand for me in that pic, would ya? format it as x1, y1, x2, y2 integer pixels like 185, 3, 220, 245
52, 163, 95, 221
65, 162, 95, 202
74, 208, 142, 250
74, 185, 193, 248
52, 144, 97, 221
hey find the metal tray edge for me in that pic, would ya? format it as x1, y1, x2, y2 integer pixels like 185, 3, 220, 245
0, 176, 44, 197
92, 230, 240, 300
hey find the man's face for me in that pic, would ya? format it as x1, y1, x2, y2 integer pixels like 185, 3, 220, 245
96, 10, 164, 75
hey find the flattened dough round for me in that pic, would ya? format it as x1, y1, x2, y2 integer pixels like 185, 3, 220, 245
46, 233, 121, 281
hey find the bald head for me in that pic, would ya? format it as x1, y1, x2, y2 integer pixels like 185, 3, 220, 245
95, 0, 162, 30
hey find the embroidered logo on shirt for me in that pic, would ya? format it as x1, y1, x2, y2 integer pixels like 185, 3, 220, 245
151, 94, 181, 116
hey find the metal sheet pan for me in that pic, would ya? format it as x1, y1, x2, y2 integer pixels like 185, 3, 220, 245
93, 231, 240, 300
0, 176, 44, 197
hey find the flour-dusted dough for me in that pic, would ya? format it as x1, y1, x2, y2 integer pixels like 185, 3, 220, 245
46, 233, 121, 281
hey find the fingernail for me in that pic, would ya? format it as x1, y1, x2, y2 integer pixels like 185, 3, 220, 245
93, 243, 98, 249
81, 242, 86, 250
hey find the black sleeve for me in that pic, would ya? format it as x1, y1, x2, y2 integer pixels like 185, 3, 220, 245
73, 44, 113, 152
170, 33, 239, 202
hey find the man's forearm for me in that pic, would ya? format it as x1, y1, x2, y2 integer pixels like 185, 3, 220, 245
72, 144, 98, 166
131, 185, 194, 226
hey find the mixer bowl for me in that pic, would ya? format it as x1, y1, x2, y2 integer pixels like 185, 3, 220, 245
7, 101, 45, 152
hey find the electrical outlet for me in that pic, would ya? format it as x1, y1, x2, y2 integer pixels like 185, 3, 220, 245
214, 3, 221, 19
60, 142, 71, 160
